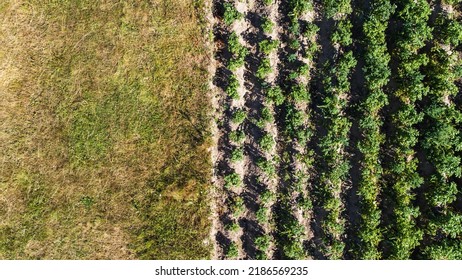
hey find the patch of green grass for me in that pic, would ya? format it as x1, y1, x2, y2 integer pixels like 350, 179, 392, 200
134, 194, 210, 259
0, 172, 50, 259
80, 196, 95, 209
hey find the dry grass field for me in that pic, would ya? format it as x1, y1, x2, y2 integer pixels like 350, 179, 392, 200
0, 0, 211, 259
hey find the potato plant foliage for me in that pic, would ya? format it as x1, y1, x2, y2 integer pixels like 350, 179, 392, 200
212, 0, 462, 260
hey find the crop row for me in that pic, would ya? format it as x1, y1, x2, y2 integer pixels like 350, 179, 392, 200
420, 0, 462, 259
273, 0, 316, 260
355, 0, 394, 260
383, 0, 432, 259
315, 0, 356, 259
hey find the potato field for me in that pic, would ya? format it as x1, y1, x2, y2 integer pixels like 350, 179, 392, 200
210, 0, 462, 260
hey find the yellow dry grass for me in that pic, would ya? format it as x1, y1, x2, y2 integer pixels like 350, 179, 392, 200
0, 0, 211, 259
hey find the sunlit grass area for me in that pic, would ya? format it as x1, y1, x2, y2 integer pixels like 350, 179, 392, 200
0, 0, 211, 259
